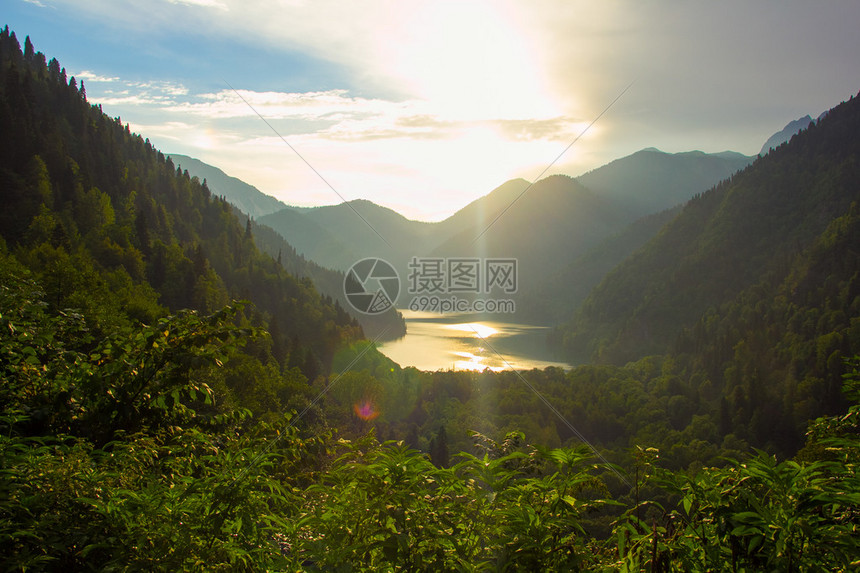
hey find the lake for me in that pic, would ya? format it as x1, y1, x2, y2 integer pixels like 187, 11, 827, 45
377, 310, 572, 371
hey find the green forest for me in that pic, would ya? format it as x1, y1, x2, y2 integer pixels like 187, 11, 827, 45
1, 27, 859, 571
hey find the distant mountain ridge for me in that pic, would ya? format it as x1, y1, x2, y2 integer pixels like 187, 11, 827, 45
759, 115, 813, 156
168, 153, 288, 218
575, 147, 754, 217
180, 148, 760, 324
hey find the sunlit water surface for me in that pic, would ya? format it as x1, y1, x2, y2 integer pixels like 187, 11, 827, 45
378, 310, 572, 372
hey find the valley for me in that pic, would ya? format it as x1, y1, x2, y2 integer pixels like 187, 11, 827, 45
2, 19, 859, 571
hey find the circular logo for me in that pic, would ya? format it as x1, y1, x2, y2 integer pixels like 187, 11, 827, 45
344, 258, 400, 315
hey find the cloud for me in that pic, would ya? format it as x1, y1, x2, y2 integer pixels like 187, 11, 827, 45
493, 117, 588, 142
164, 89, 370, 120
74, 70, 121, 83
132, 80, 189, 97
74, 73, 190, 107
147, 85, 580, 145
96, 94, 173, 106
78, 66, 609, 219
125, 121, 199, 142
163, 0, 228, 10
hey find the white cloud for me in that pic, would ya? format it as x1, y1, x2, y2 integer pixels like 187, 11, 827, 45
76, 74, 190, 107
163, 0, 228, 11
164, 89, 383, 120
96, 94, 170, 106
74, 70, 121, 83
132, 80, 189, 97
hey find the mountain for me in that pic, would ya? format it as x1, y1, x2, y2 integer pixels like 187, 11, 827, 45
759, 115, 813, 155
561, 91, 860, 366
265, 157, 754, 322
517, 205, 681, 324
169, 141, 759, 330
550, 91, 860, 454
427, 178, 530, 243
168, 153, 288, 218
260, 200, 432, 272
299, 199, 435, 265
575, 148, 754, 218
431, 175, 631, 285
260, 176, 630, 318
251, 204, 359, 270
471, 149, 754, 324
258, 180, 539, 282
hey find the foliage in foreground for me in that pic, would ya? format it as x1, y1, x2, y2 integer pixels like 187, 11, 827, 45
2, 266, 859, 571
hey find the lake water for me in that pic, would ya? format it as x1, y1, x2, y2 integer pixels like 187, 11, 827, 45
378, 310, 572, 371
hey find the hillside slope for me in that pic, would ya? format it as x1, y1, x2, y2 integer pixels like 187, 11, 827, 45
169, 153, 288, 218
518, 206, 681, 323
0, 28, 365, 381
562, 91, 860, 364
432, 175, 630, 284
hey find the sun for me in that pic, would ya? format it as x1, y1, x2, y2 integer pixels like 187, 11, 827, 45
390, 1, 556, 122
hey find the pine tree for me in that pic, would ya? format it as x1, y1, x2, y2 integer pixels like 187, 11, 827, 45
429, 426, 449, 468
23, 35, 34, 62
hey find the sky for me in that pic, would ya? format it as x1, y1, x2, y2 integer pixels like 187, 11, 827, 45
5, 0, 860, 221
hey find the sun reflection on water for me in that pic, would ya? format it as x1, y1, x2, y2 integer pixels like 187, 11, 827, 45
446, 322, 499, 339
451, 350, 505, 372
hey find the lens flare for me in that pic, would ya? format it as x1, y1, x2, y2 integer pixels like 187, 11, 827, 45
353, 399, 380, 421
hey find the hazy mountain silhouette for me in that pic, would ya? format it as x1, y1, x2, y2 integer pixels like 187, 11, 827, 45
169, 153, 288, 218
575, 148, 753, 218
431, 175, 630, 284
180, 149, 759, 322
759, 115, 813, 156
258, 206, 360, 271
429, 178, 530, 243
259, 180, 532, 274
517, 206, 681, 324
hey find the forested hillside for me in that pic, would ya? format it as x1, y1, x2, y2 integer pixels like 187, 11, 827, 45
518, 206, 681, 323
564, 92, 860, 362
560, 90, 860, 453
169, 153, 288, 218
249, 218, 405, 340
0, 26, 369, 397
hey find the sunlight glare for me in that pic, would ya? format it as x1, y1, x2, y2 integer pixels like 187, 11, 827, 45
192, 127, 216, 150
391, 1, 556, 121
452, 350, 505, 372
447, 322, 499, 339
